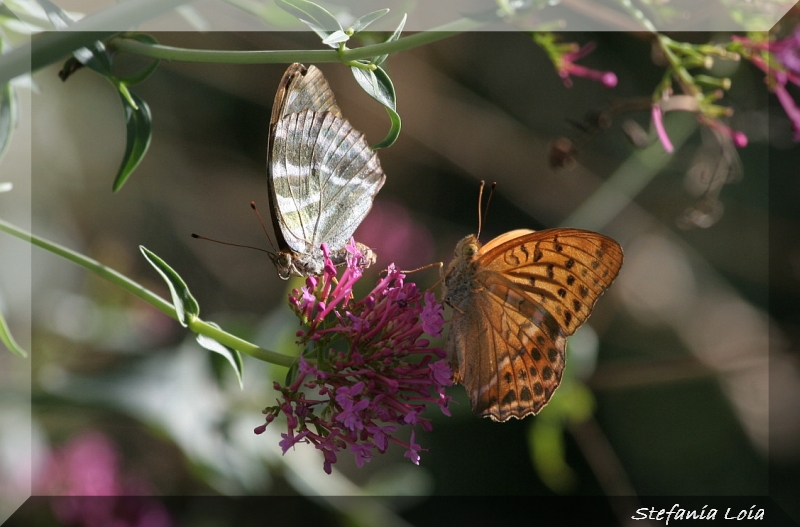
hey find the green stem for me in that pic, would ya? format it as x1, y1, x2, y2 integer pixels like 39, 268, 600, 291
111, 17, 483, 64
189, 318, 295, 367
0, 218, 294, 367
656, 35, 699, 96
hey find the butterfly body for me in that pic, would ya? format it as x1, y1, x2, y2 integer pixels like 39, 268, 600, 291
267, 63, 385, 279
443, 228, 623, 421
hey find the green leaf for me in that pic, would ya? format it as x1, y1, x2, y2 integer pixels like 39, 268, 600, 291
0, 306, 27, 358
351, 65, 395, 110
114, 34, 161, 86
274, 0, 343, 43
116, 59, 160, 87
196, 322, 244, 389
139, 246, 199, 326
36, 0, 113, 77
321, 29, 349, 47
351, 65, 401, 149
0, 82, 17, 164
371, 105, 401, 150
372, 13, 406, 66
349, 8, 389, 33
528, 418, 576, 493
73, 40, 113, 77
112, 89, 152, 192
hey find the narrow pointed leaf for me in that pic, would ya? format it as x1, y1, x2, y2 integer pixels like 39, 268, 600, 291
112, 89, 152, 192
116, 59, 160, 87
0, 307, 27, 358
73, 40, 113, 77
0, 82, 17, 163
197, 323, 244, 389
372, 13, 406, 66
275, 0, 342, 39
115, 34, 161, 86
349, 8, 389, 33
350, 65, 400, 149
371, 105, 401, 150
350, 65, 395, 110
139, 246, 199, 326
321, 29, 349, 46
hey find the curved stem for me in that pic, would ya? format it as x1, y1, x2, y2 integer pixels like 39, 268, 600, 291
111, 17, 483, 64
0, 218, 294, 367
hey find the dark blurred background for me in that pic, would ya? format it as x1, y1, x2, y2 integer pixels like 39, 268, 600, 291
3, 20, 799, 527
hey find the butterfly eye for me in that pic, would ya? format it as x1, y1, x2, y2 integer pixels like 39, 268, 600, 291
277, 252, 292, 268
462, 243, 478, 257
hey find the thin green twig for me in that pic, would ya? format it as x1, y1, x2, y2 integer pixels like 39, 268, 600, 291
0, 218, 294, 367
110, 17, 483, 64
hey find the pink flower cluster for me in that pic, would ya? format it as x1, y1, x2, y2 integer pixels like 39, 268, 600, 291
254, 240, 452, 474
734, 27, 800, 141
37, 432, 173, 527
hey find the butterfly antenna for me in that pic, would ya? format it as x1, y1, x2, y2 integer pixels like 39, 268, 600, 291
190, 233, 273, 255
476, 180, 497, 240
400, 261, 443, 275
250, 201, 277, 251
482, 182, 497, 235
477, 180, 486, 239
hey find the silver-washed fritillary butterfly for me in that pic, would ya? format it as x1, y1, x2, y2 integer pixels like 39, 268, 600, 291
443, 212, 623, 421
267, 63, 386, 279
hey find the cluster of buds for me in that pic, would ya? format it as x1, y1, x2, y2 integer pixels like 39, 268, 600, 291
255, 241, 452, 473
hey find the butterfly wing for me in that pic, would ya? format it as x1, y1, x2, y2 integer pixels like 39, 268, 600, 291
267, 64, 385, 276
270, 110, 386, 258
447, 229, 623, 421
270, 63, 341, 123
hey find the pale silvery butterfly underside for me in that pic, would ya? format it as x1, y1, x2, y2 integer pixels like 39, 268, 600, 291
267, 63, 386, 279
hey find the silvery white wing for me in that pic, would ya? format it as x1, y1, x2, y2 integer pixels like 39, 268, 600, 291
269, 109, 385, 278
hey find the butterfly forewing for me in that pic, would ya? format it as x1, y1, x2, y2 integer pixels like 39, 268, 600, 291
267, 63, 386, 278
270, 63, 341, 125
445, 228, 623, 421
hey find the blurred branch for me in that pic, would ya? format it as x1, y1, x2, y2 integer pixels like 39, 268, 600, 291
560, 111, 698, 230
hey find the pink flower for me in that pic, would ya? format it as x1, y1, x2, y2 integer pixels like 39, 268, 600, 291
404, 431, 422, 465
37, 432, 173, 527
772, 69, 800, 141
651, 104, 674, 153
256, 239, 451, 474
771, 26, 800, 77
353, 200, 436, 272
556, 42, 618, 88
700, 116, 749, 147
734, 31, 800, 141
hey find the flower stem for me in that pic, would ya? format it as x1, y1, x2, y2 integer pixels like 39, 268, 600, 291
110, 17, 484, 65
0, 218, 294, 367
